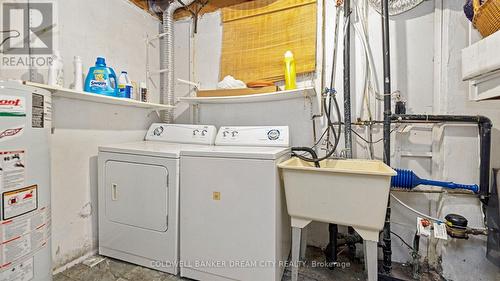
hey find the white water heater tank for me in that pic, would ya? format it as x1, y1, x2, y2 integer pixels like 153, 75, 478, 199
0, 81, 52, 281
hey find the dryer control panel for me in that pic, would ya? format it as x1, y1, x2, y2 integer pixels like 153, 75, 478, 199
145, 123, 217, 145
215, 126, 289, 147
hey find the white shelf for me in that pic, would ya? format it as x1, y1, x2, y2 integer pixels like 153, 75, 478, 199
23, 81, 173, 110
462, 31, 500, 101
178, 87, 316, 104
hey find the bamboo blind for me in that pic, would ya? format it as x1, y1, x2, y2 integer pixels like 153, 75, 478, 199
221, 0, 317, 83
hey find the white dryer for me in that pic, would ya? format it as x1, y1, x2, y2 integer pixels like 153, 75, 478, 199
180, 126, 291, 281
98, 123, 216, 275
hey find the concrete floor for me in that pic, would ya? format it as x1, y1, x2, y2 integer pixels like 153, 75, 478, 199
53, 246, 445, 281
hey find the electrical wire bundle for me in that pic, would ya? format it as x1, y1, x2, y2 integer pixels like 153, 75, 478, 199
291, 88, 342, 166
292, 0, 403, 165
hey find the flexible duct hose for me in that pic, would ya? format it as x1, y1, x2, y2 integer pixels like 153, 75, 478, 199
161, 12, 174, 122
160, 0, 195, 123
368, 0, 425, 15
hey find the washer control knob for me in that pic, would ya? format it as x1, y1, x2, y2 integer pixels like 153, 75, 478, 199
223, 130, 230, 137
231, 131, 239, 137
192, 129, 200, 136
201, 129, 208, 136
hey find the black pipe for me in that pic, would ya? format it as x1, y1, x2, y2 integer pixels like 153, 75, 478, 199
392, 114, 492, 203
291, 147, 321, 168
381, 0, 392, 273
325, 223, 338, 268
412, 232, 420, 279
381, 0, 391, 166
344, 0, 352, 158
342, 0, 356, 267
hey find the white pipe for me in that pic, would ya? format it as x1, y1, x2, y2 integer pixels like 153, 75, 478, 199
161, 0, 195, 123
390, 193, 444, 223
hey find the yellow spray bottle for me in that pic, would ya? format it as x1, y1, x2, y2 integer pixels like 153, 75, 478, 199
284, 50, 297, 90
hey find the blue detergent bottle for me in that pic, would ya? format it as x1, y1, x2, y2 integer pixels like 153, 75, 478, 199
84, 57, 118, 96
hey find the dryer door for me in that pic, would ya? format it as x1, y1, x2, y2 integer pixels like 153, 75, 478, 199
105, 160, 168, 232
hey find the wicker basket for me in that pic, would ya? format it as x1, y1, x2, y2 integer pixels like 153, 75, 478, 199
473, 0, 500, 37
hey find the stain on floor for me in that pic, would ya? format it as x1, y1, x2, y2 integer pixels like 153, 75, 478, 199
54, 246, 444, 281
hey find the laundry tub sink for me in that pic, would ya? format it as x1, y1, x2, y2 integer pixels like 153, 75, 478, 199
278, 157, 396, 281
278, 157, 396, 239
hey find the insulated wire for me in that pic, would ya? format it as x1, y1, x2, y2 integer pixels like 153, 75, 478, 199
351, 125, 399, 144
293, 94, 342, 163
357, 1, 373, 157
296, 128, 330, 157
390, 193, 444, 223
351, 129, 384, 144
326, 5, 342, 151
297, 0, 344, 164
352, 4, 383, 102
390, 231, 414, 251
353, 0, 377, 157
330, 6, 342, 89
321, 0, 327, 90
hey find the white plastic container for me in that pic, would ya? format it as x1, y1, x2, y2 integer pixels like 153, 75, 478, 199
118, 71, 132, 98
73, 56, 83, 91
278, 157, 396, 240
48, 50, 64, 87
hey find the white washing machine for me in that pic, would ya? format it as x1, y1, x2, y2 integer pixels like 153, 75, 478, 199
180, 126, 291, 281
98, 123, 216, 275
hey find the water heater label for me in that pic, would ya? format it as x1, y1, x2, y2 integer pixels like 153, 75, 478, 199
0, 207, 50, 269
0, 255, 33, 281
0, 151, 26, 192
31, 93, 44, 128
0, 95, 26, 117
2, 185, 37, 220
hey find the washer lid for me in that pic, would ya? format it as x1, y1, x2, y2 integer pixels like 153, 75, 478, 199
180, 145, 291, 160
99, 141, 207, 158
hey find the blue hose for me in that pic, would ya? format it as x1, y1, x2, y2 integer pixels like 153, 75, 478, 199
391, 169, 479, 193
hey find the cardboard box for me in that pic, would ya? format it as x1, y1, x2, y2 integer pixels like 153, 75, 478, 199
196, 86, 279, 97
